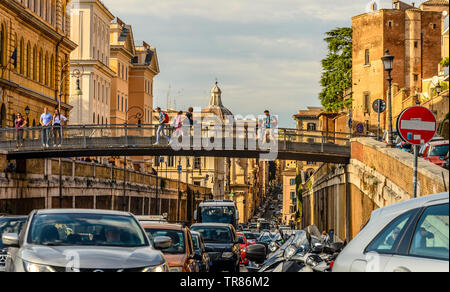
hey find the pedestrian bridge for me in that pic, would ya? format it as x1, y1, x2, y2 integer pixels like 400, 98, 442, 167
0, 124, 355, 163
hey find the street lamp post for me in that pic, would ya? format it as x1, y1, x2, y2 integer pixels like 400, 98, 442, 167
436, 82, 442, 96
381, 50, 395, 147
57, 65, 82, 208
122, 106, 144, 211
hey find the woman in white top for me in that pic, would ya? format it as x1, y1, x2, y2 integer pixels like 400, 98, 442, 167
53, 108, 68, 147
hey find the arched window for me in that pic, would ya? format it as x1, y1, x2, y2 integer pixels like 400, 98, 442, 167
44, 53, 49, 85
50, 55, 54, 87
32, 46, 37, 80
26, 42, 31, 77
0, 103, 6, 128
38, 49, 43, 83
40, 0, 44, 18
19, 38, 25, 74
0, 24, 6, 67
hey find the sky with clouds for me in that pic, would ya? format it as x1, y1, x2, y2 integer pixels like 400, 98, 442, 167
104, 0, 423, 127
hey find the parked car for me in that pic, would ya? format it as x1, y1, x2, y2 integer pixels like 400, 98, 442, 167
0, 216, 27, 272
190, 223, 241, 272
237, 232, 249, 265
333, 193, 449, 272
2, 209, 170, 272
422, 141, 449, 168
191, 231, 211, 273
417, 136, 446, 157
141, 222, 200, 272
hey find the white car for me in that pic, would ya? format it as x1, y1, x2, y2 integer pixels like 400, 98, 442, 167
333, 193, 449, 272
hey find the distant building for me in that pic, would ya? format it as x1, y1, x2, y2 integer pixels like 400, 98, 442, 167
0, 0, 76, 129
352, 0, 449, 133
293, 107, 323, 179
69, 0, 115, 125
109, 18, 135, 125
129, 41, 159, 125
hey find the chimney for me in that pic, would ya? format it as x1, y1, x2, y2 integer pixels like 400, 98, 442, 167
412, 2, 415, 7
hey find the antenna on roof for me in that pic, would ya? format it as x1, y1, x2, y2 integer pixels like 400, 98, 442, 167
166, 84, 171, 110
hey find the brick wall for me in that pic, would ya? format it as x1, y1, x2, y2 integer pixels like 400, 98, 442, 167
302, 138, 449, 240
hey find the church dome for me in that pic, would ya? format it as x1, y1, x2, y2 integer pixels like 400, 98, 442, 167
202, 81, 233, 120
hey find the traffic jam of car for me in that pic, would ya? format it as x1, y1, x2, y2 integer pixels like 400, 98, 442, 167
0, 192, 448, 272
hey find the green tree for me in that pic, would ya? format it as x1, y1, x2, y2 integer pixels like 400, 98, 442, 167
319, 27, 353, 111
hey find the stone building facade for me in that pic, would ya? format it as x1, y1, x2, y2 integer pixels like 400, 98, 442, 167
109, 18, 134, 125
352, 0, 448, 133
69, 0, 115, 125
0, 0, 76, 130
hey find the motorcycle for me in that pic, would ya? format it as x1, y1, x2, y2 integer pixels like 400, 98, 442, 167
246, 228, 345, 273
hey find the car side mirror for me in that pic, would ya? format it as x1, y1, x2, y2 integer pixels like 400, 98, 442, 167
2, 233, 20, 248
153, 236, 172, 250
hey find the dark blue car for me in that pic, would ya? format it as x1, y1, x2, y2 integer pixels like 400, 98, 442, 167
191, 231, 212, 272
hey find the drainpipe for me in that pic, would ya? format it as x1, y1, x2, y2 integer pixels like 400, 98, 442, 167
345, 164, 352, 242
55, 36, 64, 102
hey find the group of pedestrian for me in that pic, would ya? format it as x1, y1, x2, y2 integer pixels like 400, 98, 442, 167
14, 106, 67, 148
153, 107, 193, 145
153, 107, 277, 146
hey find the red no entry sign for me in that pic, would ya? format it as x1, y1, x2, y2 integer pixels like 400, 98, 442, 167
397, 106, 437, 145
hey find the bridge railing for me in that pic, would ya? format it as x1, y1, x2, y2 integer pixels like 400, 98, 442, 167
0, 124, 368, 152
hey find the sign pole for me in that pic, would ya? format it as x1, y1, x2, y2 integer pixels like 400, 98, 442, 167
377, 100, 381, 141
413, 145, 419, 198
397, 106, 437, 199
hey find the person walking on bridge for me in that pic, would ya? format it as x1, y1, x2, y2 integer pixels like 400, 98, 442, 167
261, 110, 277, 142
15, 112, 27, 148
169, 111, 185, 146
52, 108, 67, 147
154, 107, 170, 145
40, 107, 53, 148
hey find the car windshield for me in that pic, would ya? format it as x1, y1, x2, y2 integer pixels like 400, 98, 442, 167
0, 218, 26, 248
429, 145, 449, 157
238, 234, 246, 243
191, 226, 232, 243
200, 207, 235, 225
145, 229, 185, 254
28, 214, 147, 247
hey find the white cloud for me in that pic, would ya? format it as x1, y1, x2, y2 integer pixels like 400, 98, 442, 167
105, 0, 375, 23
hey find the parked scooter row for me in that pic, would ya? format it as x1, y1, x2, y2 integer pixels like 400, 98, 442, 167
246, 227, 345, 272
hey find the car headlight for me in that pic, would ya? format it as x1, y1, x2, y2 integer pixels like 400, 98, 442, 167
142, 263, 168, 272
242, 248, 247, 253
169, 266, 183, 272
23, 261, 56, 273
222, 252, 234, 258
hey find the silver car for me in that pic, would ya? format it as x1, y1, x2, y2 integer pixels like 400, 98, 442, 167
333, 193, 449, 272
2, 209, 172, 272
